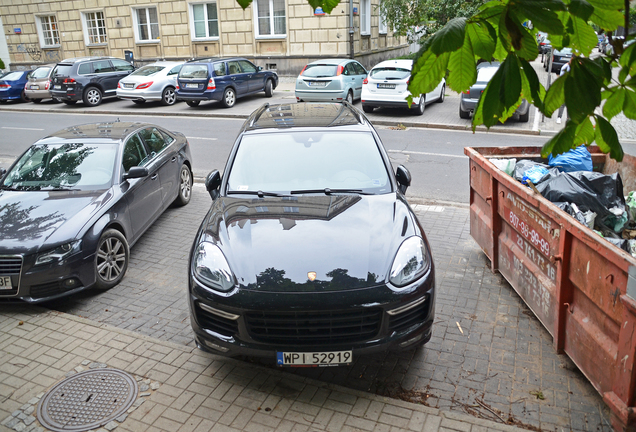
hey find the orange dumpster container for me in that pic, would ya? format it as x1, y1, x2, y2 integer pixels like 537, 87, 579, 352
465, 146, 636, 431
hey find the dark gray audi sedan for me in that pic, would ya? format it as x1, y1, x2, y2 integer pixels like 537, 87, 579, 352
189, 102, 435, 366
0, 122, 192, 303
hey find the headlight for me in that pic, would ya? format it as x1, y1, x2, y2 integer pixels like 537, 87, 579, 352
389, 236, 430, 287
35, 240, 82, 266
193, 242, 235, 292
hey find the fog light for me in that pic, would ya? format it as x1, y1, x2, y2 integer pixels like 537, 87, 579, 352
62, 278, 80, 290
202, 339, 229, 353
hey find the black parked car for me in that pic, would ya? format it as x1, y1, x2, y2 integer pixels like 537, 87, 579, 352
0, 122, 192, 303
176, 57, 278, 108
188, 102, 435, 366
50, 57, 134, 106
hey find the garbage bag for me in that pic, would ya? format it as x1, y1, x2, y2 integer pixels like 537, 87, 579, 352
554, 202, 587, 226
627, 191, 636, 220
489, 158, 516, 176
604, 237, 630, 253
548, 145, 593, 172
513, 160, 559, 184
535, 171, 625, 222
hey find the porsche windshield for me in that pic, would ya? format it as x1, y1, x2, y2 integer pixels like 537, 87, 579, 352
227, 131, 391, 194
3, 142, 118, 191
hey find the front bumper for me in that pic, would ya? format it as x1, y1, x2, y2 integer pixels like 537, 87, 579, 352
0, 251, 96, 303
189, 272, 435, 362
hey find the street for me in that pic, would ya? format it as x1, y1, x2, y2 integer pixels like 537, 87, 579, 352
0, 110, 582, 204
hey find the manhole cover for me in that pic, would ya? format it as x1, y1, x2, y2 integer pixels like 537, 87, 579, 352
37, 369, 138, 432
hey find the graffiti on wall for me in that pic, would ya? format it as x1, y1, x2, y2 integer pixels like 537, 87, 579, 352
14, 44, 60, 63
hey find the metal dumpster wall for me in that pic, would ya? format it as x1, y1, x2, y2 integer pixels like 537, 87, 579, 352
465, 146, 636, 431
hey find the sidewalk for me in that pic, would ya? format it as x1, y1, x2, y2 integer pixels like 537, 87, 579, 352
1, 305, 528, 432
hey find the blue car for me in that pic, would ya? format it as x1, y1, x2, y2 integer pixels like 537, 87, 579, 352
176, 57, 278, 108
0, 70, 33, 103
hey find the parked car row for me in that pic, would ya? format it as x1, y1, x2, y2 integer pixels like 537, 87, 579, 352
2, 56, 450, 116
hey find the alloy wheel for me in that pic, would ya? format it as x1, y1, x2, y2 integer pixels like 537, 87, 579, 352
97, 236, 126, 282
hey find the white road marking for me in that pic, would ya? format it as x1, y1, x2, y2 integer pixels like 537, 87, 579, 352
2, 127, 45, 131
388, 149, 466, 159
187, 137, 218, 141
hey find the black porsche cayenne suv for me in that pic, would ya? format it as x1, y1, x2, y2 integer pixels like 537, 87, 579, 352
188, 102, 435, 367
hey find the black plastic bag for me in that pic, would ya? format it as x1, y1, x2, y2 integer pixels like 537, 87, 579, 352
554, 202, 587, 226
535, 171, 624, 221
513, 160, 559, 184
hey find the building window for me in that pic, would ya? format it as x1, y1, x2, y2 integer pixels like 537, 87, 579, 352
37, 15, 60, 47
191, 2, 219, 39
378, 9, 387, 34
255, 0, 286, 37
360, 0, 370, 35
133, 7, 160, 42
82, 11, 107, 44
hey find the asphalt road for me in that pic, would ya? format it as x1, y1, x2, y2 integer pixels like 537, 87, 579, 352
0, 110, 566, 204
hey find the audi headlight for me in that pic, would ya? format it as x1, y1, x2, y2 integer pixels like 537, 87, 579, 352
193, 242, 236, 292
35, 240, 82, 266
389, 236, 430, 287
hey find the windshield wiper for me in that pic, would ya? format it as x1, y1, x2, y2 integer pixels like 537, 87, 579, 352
227, 190, 290, 197
0, 185, 17, 191
41, 186, 80, 191
290, 188, 372, 195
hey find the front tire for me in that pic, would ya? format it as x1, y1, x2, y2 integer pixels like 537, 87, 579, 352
83, 87, 102, 106
222, 88, 236, 108
63, 100, 77, 105
437, 85, 445, 103
414, 96, 425, 115
186, 100, 200, 107
264, 79, 273, 97
94, 229, 129, 290
161, 86, 176, 106
174, 164, 192, 206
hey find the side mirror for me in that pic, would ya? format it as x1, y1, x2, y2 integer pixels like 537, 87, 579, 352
396, 165, 411, 195
123, 166, 149, 180
258, 66, 263, 71
0, 167, 6, 178
205, 170, 222, 200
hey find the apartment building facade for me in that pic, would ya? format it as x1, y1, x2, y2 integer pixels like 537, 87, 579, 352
0, 0, 409, 74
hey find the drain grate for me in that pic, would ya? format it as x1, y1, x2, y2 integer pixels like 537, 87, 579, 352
37, 369, 138, 432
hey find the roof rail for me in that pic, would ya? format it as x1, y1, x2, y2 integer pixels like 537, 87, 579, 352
249, 103, 270, 128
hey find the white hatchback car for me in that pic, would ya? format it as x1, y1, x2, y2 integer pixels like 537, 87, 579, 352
361, 59, 445, 115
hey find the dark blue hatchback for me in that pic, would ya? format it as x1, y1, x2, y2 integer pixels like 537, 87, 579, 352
0, 70, 34, 103
176, 57, 278, 108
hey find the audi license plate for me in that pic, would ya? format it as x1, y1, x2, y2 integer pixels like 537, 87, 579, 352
186, 83, 199, 89
0, 276, 12, 289
308, 81, 327, 87
30, 85, 39, 90
277, 350, 352, 367
378, 83, 396, 89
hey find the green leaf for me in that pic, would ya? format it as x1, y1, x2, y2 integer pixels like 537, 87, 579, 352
586, 0, 624, 10
473, 4, 506, 22
565, 57, 602, 122
410, 51, 451, 97
475, 63, 506, 128
574, 117, 596, 146
541, 122, 577, 157
501, 54, 522, 107
595, 115, 624, 161
619, 42, 636, 68
430, 17, 467, 55
466, 22, 496, 60
590, 8, 624, 31
519, 58, 546, 111
516, 4, 564, 34
544, 75, 566, 117
568, 16, 599, 55
602, 87, 625, 120
623, 89, 636, 119
236, 0, 251, 8
568, 0, 595, 22
448, 36, 477, 92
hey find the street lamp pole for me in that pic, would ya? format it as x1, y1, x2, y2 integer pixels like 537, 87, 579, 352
349, 0, 354, 59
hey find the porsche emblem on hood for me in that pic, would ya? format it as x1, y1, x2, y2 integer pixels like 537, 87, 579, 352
307, 272, 317, 281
